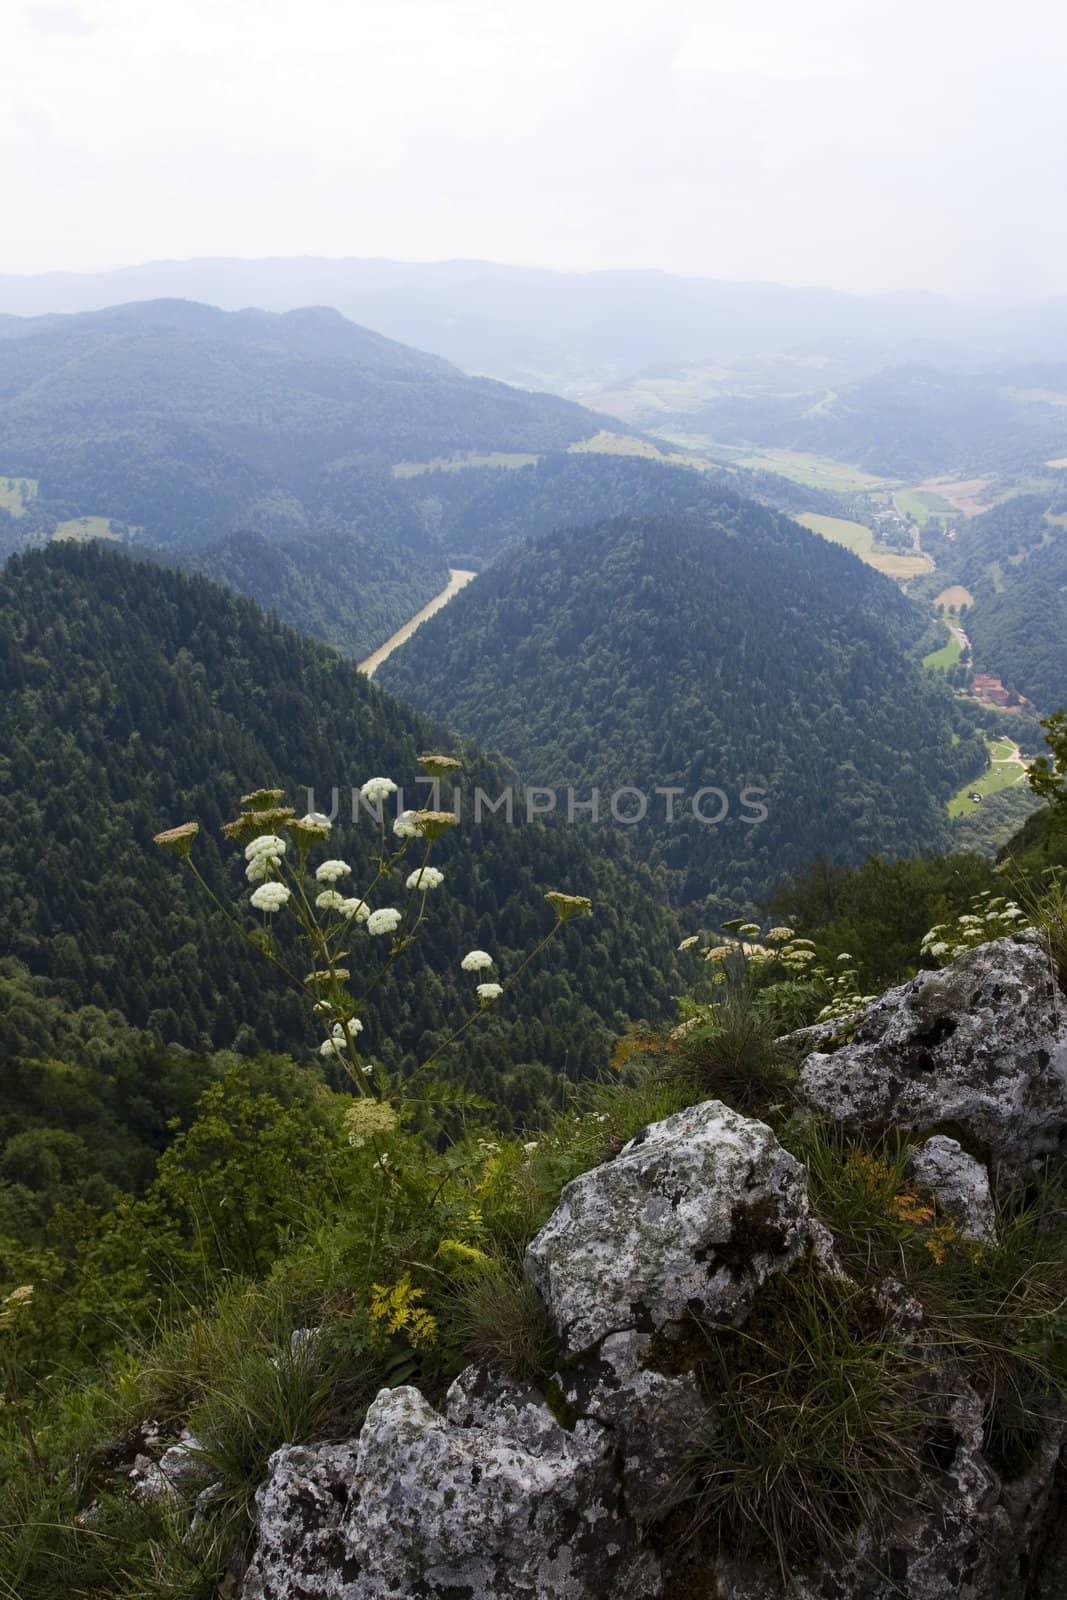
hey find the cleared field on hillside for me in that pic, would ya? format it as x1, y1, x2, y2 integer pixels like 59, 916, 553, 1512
934, 584, 975, 610
947, 737, 1025, 817
53, 516, 123, 543
797, 513, 932, 578
920, 475, 996, 517
923, 629, 962, 671
736, 449, 888, 493
894, 487, 954, 524
0, 476, 37, 516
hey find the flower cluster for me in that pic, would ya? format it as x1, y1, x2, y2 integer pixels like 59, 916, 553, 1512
343, 1098, 399, 1147
921, 892, 1028, 964
155, 763, 593, 1117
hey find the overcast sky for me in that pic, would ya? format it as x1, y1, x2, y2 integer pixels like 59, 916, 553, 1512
2, 0, 1063, 297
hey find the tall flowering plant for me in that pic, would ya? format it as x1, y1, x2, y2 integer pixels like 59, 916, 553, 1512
154, 755, 591, 1126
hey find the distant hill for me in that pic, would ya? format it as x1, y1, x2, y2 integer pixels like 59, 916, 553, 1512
2, 257, 1067, 389
637, 363, 1067, 480
0, 543, 679, 1111
380, 499, 987, 913
0, 299, 620, 654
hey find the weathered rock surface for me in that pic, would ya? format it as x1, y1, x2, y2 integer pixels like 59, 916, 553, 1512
242, 1440, 361, 1600
239, 945, 1067, 1599
797, 933, 1067, 1172
906, 1134, 996, 1242
242, 1368, 658, 1600
526, 1099, 819, 1357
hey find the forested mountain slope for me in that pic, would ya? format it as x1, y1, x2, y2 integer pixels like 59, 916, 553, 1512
381, 500, 985, 912
929, 489, 1067, 713
0, 544, 678, 1113
0, 300, 621, 654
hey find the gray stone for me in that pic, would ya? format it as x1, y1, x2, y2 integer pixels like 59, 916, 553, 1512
796, 933, 1067, 1173
241, 1439, 361, 1600
342, 1376, 659, 1600
906, 1136, 996, 1242
525, 1099, 818, 1357
130, 1429, 216, 1503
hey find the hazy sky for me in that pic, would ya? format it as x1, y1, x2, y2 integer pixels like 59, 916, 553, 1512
2, 0, 1064, 297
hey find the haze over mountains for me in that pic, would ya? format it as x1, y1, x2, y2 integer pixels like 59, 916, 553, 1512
3, 257, 1067, 392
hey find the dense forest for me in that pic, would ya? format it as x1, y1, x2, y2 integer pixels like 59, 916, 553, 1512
926, 490, 1067, 713
0, 299, 625, 655
381, 498, 987, 913
0, 544, 681, 1118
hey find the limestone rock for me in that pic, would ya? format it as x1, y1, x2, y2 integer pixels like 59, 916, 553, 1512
352, 1373, 658, 1600
241, 1440, 362, 1600
797, 933, 1067, 1172
905, 1135, 996, 1242
525, 1099, 818, 1358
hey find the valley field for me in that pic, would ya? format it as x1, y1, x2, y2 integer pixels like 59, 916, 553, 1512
796, 512, 932, 579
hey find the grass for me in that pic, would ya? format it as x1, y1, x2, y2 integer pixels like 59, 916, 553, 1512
948, 737, 1024, 817
894, 487, 954, 525
0, 476, 36, 517
734, 450, 888, 493
669, 985, 795, 1118
934, 584, 975, 610
53, 516, 123, 543
652, 1261, 924, 1576
796, 513, 932, 579
923, 626, 963, 672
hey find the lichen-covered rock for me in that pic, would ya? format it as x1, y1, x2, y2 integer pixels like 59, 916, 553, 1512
342, 1374, 659, 1600
130, 1429, 216, 1503
526, 1100, 818, 1357
241, 1440, 362, 1600
797, 934, 1067, 1172
905, 1135, 996, 1242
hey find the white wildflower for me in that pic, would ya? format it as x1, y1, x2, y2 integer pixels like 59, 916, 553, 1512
315, 889, 347, 912
764, 926, 795, 943
245, 834, 287, 861
677, 935, 699, 951
367, 908, 402, 937
315, 859, 351, 883
341, 898, 371, 923
476, 982, 503, 1003
250, 882, 291, 914
361, 777, 397, 804
461, 950, 494, 973
406, 866, 444, 891
393, 810, 420, 838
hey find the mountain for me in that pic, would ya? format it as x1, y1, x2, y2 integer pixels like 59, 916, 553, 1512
928, 488, 1067, 713
2, 257, 1067, 389
380, 496, 987, 913
0, 542, 679, 1114
622, 363, 1067, 480
0, 299, 621, 655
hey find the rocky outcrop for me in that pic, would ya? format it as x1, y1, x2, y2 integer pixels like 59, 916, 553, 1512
796, 932, 1067, 1174
239, 934, 1067, 1600
526, 1100, 821, 1358
905, 1134, 996, 1242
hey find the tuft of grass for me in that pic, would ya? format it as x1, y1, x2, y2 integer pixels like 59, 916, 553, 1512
650, 1261, 925, 1579
670, 984, 794, 1119
448, 1260, 558, 1387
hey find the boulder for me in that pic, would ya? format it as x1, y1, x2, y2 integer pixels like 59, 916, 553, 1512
241, 1440, 362, 1600
525, 1099, 819, 1359
905, 1135, 996, 1242
797, 933, 1067, 1172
